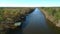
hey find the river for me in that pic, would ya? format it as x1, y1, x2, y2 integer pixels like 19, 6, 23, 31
6, 8, 56, 34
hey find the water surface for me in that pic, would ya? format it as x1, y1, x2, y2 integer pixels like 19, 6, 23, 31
22, 8, 55, 34
7, 8, 56, 34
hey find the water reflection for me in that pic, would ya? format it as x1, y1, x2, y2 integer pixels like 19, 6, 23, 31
23, 8, 55, 34
6, 8, 55, 34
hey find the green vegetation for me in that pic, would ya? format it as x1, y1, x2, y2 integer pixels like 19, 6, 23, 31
40, 7, 60, 34
41, 7, 60, 23
0, 7, 34, 23
0, 7, 34, 32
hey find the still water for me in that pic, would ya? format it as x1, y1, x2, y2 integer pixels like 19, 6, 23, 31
7, 8, 56, 34
22, 8, 55, 34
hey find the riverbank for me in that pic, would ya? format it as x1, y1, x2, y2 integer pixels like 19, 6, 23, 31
46, 19, 60, 34
40, 8, 60, 34
0, 7, 35, 34
40, 7, 60, 27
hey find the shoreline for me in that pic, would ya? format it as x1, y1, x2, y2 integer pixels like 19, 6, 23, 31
40, 8, 60, 34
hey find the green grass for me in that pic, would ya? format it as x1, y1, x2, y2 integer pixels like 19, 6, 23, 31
0, 7, 35, 33
41, 7, 60, 23
0, 7, 34, 23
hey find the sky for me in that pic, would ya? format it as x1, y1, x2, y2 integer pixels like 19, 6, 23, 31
0, 0, 60, 7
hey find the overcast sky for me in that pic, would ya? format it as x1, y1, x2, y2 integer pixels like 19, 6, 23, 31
0, 0, 60, 7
